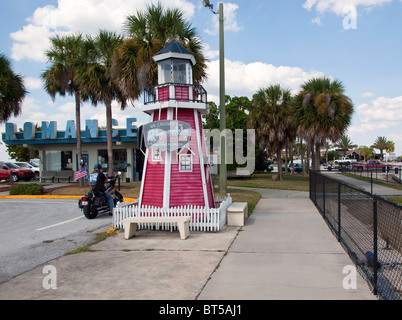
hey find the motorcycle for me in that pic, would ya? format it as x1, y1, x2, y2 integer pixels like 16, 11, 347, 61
78, 172, 124, 219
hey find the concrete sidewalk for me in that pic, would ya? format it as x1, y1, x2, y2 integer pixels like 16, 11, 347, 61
0, 188, 376, 300
324, 172, 402, 196
198, 189, 376, 300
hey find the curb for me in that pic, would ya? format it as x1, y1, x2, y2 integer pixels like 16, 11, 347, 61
0, 195, 137, 202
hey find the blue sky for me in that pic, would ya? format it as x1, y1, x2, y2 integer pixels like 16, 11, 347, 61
1, 0, 402, 160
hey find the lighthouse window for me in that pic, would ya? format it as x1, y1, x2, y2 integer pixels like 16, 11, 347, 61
152, 148, 161, 162
172, 61, 187, 84
159, 60, 172, 84
179, 154, 192, 172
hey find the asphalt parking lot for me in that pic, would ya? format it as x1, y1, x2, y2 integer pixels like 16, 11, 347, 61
0, 198, 112, 283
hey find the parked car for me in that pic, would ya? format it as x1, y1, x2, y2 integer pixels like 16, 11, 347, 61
0, 163, 9, 181
30, 158, 40, 166
282, 163, 303, 174
352, 160, 392, 172
0, 162, 35, 182
266, 165, 274, 172
13, 161, 40, 180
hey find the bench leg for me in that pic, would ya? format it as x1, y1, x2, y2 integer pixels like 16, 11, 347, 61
177, 220, 190, 240
123, 221, 138, 239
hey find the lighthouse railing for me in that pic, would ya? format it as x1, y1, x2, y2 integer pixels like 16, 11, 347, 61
113, 194, 232, 232
144, 83, 207, 105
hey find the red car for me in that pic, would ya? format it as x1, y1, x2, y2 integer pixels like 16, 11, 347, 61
0, 162, 35, 182
352, 160, 392, 172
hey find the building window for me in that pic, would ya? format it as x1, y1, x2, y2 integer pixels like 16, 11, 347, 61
45, 150, 72, 171
179, 154, 192, 172
98, 149, 128, 172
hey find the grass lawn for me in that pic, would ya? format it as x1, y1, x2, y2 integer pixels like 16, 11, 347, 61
227, 172, 310, 192
215, 188, 261, 217
49, 182, 141, 199
48, 173, 310, 215
49, 182, 263, 214
386, 197, 402, 205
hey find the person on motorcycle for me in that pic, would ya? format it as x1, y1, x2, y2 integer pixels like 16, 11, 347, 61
93, 163, 114, 215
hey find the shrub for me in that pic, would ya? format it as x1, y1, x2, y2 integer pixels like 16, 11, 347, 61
9, 183, 44, 195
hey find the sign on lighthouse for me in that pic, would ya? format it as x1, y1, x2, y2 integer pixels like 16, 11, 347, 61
143, 120, 192, 151
138, 40, 215, 209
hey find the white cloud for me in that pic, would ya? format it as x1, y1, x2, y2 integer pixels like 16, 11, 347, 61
24, 77, 43, 90
359, 96, 402, 121
10, 0, 196, 62
204, 59, 325, 102
303, 0, 392, 15
10, 25, 53, 62
349, 95, 402, 135
202, 43, 219, 60
303, 0, 392, 25
204, 2, 243, 35
58, 102, 76, 114
20, 97, 42, 114
361, 91, 374, 98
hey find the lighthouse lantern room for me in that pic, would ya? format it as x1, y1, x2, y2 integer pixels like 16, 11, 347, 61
138, 40, 215, 209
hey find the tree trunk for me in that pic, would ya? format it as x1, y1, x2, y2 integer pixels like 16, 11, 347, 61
300, 137, 305, 176
75, 93, 84, 187
309, 141, 315, 171
289, 139, 294, 168
315, 142, 321, 171
277, 148, 283, 181
106, 99, 114, 177
284, 139, 288, 176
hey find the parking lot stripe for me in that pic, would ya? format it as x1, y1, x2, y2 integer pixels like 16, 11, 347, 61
36, 216, 84, 231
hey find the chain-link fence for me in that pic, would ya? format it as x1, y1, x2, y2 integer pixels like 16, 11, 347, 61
310, 170, 402, 300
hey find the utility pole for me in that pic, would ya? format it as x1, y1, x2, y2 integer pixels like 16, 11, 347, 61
203, 1, 227, 194
218, 3, 227, 194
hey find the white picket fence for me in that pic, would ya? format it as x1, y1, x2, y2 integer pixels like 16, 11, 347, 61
113, 194, 232, 232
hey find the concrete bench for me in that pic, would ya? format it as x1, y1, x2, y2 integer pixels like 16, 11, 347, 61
56, 170, 74, 182
40, 171, 56, 183
122, 216, 191, 240
227, 202, 248, 227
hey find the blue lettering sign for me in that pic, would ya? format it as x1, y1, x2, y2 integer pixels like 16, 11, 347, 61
112, 119, 118, 138
23, 122, 35, 140
5, 123, 17, 140
126, 118, 137, 137
41, 121, 57, 139
86, 120, 98, 138
65, 120, 76, 139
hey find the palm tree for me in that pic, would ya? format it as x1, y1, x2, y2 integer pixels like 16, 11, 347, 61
334, 135, 357, 158
293, 77, 354, 170
371, 136, 388, 161
41, 34, 86, 184
249, 84, 292, 181
0, 53, 27, 122
324, 141, 332, 164
79, 31, 128, 177
357, 145, 374, 161
113, 3, 207, 101
385, 140, 395, 161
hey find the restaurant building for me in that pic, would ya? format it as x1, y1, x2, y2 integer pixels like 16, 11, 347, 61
1, 118, 141, 182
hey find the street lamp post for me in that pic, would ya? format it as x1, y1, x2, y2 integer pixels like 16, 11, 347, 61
203, 0, 227, 194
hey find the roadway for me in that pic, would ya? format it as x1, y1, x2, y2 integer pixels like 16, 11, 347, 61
0, 198, 112, 283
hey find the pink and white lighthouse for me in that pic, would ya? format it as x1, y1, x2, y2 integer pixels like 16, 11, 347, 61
138, 41, 215, 209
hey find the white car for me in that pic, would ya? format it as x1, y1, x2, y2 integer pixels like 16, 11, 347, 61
14, 161, 40, 180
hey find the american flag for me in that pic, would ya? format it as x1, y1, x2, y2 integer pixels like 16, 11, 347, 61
75, 166, 87, 181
